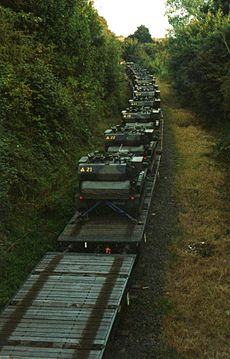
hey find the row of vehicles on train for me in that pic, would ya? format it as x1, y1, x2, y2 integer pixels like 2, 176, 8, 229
76, 62, 162, 219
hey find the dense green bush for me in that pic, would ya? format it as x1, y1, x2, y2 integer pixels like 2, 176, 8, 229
122, 26, 168, 76
0, 2, 127, 238
166, 0, 230, 124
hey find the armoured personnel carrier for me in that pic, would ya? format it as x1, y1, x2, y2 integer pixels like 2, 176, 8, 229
122, 108, 161, 122
104, 125, 158, 170
130, 98, 161, 109
134, 85, 156, 92
124, 121, 156, 131
135, 74, 156, 81
133, 90, 156, 98
122, 108, 162, 135
77, 151, 147, 215
135, 79, 156, 86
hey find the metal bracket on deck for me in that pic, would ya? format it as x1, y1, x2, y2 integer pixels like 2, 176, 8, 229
76, 201, 103, 221
105, 201, 139, 224
77, 200, 139, 224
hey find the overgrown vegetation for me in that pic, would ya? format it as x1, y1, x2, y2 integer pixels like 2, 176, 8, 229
0, 1, 128, 309
161, 82, 230, 359
121, 25, 168, 77
166, 0, 230, 157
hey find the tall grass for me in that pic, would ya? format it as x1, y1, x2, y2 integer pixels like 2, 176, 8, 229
161, 83, 230, 359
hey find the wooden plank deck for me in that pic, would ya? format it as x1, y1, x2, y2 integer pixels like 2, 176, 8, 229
0, 253, 136, 359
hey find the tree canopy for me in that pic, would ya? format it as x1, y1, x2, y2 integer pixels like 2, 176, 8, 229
131, 25, 153, 43
121, 25, 167, 76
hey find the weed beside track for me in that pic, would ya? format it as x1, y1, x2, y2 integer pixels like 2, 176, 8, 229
162, 83, 230, 359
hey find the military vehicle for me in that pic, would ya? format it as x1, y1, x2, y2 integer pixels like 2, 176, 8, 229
126, 65, 154, 83
130, 98, 161, 109
77, 151, 147, 215
133, 90, 156, 99
123, 116, 161, 133
124, 121, 155, 131
134, 85, 156, 92
122, 107, 162, 135
133, 74, 155, 82
122, 108, 161, 122
135, 79, 155, 86
104, 125, 158, 171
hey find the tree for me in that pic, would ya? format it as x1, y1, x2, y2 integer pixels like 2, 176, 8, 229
132, 25, 152, 43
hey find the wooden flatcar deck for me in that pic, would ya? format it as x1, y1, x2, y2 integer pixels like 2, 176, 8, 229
0, 253, 136, 359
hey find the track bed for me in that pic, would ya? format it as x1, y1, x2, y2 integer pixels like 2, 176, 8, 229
0, 253, 136, 359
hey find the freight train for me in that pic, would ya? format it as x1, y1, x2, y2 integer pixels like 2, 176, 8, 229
0, 62, 163, 359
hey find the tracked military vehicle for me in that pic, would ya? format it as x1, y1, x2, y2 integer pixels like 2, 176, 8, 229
134, 74, 156, 85
122, 108, 161, 122
135, 79, 155, 86
77, 151, 147, 215
134, 85, 156, 92
122, 108, 162, 135
133, 90, 156, 99
130, 97, 161, 109
123, 120, 161, 138
124, 121, 156, 131
104, 125, 158, 171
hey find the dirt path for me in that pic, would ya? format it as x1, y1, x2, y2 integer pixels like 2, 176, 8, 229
105, 114, 178, 358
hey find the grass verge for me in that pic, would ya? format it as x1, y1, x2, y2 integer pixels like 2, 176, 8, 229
160, 82, 230, 359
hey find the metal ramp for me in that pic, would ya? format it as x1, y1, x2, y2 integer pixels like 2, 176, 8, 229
0, 253, 136, 359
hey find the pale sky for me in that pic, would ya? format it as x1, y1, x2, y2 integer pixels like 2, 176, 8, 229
93, 0, 169, 38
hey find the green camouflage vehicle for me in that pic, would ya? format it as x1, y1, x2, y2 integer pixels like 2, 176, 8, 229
133, 90, 158, 99
129, 98, 161, 109
122, 108, 161, 122
104, 125, 158, 171
134, 84, 156, 91
135, 79, 156, 86
123, 117, 161, 136
124, 122, 155, 131
134, 75, 156, 86
77, 152, 147, 215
